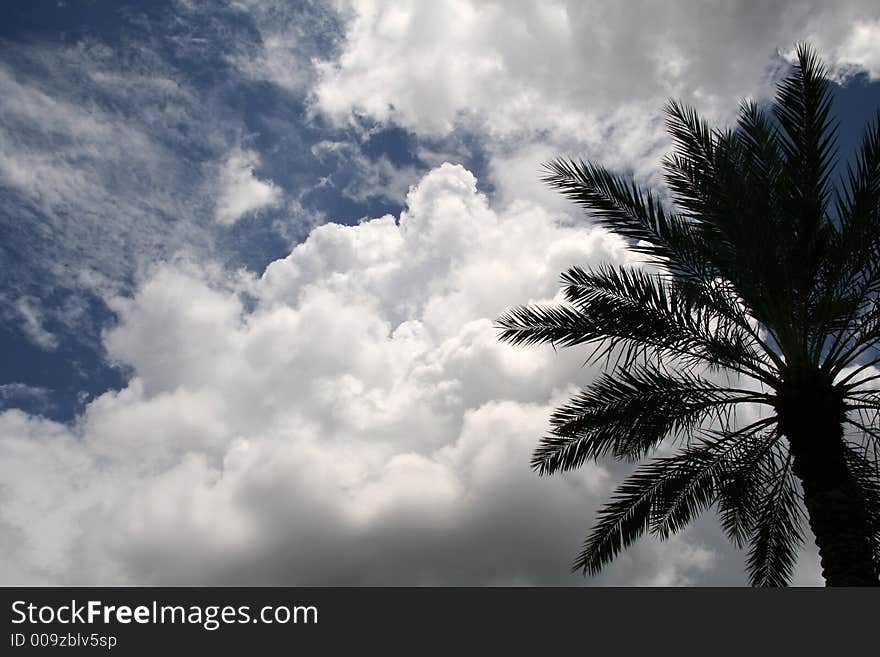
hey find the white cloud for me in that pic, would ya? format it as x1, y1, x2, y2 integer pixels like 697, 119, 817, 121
315, 0, 880, 140
311, 0, 880, 212
830, 19, 880, 79
1, 162, 790, 585
215, 148, 282, 225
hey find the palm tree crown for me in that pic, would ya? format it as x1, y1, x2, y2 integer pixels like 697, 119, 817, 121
497, 44, 880, 586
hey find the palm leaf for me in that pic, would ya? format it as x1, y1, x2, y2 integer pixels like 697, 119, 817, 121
533, 365, 771, 474
746, 449, 805, 587
541, 158, 710, 284
499, 43, 880, 587
574, 427, 776, 575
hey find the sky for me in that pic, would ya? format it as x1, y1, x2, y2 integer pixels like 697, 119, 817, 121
1, 0, 879, 586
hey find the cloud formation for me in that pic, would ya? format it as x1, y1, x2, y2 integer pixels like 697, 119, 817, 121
0, 39, 226, 352
313, 0, 880, 210
2, 163, 794, 585
829, 18, 880, 78
215, 148, 282, 225
6, 1, 867, 586
12, 299, 59, 351
316, 0, 880, 138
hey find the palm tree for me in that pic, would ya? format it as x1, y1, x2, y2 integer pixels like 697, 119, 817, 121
497, 44, 880, 586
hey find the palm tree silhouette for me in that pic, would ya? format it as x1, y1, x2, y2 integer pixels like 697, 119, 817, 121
497, 44, 880, 586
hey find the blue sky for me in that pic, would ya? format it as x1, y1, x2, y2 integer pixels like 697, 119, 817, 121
1, 1, 880, 586
1, 1, 497, 422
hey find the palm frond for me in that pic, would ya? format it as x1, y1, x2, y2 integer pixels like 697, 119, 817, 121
532, 365, 772, 474
650, 429, 779, 540
836, 110, 880, 236
774, 42, 838, 235
662, 100, 805, 354
714, 429, 781, 547
558, 264, 775, 379
819, 112, 880, 369
494, 303, 595, 348
746, 449, 805, 587
541, 158, 711, 283
842, 441, 880, 568
573, 426, 776, 575
661, 100, 719, 223
501, 43, 880, 587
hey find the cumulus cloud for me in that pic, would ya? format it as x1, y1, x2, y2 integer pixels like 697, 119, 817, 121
1, 163, 789, 585
215, 148, 282, 225
315, 0, 880, 138
312, 1, 880, 209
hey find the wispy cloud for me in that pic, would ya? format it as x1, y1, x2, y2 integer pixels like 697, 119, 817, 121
0, 41, 220, 330
12, 299, 59, 351
0, 383, 54, 413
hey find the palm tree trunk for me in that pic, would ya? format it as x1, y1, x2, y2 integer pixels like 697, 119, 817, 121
785, 417, 879, 586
